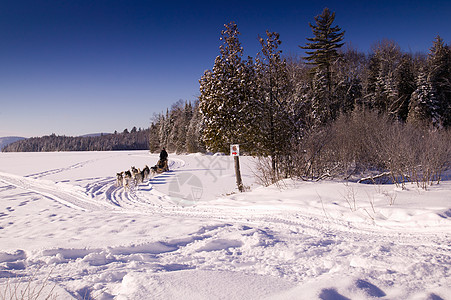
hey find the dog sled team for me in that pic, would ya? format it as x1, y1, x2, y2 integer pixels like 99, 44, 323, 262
116, 165, 150, 189
115, 148, 169, 189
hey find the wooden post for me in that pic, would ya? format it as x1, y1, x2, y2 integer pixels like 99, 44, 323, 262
231, 144, 244, 192
234, 156, 244, 192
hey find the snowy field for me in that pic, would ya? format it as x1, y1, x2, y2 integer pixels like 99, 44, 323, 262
0, 150, 449, 299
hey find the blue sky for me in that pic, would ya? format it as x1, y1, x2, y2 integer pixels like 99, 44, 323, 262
0, 0, 450, 138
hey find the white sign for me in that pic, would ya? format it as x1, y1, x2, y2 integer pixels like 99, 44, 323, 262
230, 144, 240, 156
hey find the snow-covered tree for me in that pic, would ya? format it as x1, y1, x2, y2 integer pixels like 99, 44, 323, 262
199, 22, 259, 153
365, 40, 402, 116
394, 54, 415, 121
186, 101, 205, 153
427, 36, 451, 127
407, 70, 439, 126
148, 121, 160, 153
363, 40, 417, 122
255, 31, 294, 172
333, 46, 365, 114
408, 36, 450, 128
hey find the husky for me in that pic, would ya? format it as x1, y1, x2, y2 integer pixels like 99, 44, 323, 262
150, 165, 159, 177
116, 172, 124, 187
131, 166, 143, 185
131, 166, 140, 178
142, 165, 150, 181
123, 170, 133, 189
135, 171, 143, 185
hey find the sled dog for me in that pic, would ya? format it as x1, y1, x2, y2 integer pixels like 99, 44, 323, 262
142, 165, 150, 180
116, 172, 124, 187
123, 170, 133, 189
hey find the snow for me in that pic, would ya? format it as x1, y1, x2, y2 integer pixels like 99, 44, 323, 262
0, 150, 449, 299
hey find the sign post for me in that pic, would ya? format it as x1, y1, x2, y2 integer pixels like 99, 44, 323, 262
231, 144, 244, 192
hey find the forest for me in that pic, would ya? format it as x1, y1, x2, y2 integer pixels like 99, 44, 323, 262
2, 128, 149, 152
149, 8, 451, 186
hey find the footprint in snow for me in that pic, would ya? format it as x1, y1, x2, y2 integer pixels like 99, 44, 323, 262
356, 279, 386, 298
319, 288, 350, 300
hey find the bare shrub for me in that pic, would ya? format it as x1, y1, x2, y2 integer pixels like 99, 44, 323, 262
340, 182, 357, 211
328, 108, 392, 178
290, 108, 394, 181
253, 157, 283, 187
290, 126, 336, 180
414, 126, 451, 187
379, 123, 451, 189
254, 106, 450, 188
1, 267, 57, 300
287, 107, 451, 188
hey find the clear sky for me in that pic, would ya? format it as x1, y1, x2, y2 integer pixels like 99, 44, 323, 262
1, 0, 450, 138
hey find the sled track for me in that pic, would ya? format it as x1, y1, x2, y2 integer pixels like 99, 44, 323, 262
2, 156, 448, 245
25, 157, 109, 179
0, 172, 436, 244
0, 172, 111, 211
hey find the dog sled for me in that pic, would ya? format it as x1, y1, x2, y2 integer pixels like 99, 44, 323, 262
151, 159, 169, 174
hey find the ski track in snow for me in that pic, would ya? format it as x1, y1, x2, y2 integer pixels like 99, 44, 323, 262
0, 152, 449, 299
25, 158, 100, 180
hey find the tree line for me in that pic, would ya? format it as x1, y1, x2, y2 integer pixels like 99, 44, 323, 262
2, 128, 149, 152
199, 9, 449, 153
195, 7, 450, 185
148, 100, 205, 154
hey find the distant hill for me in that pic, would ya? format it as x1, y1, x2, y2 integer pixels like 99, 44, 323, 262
80, 133, 112, 137
0, 136, 26, 150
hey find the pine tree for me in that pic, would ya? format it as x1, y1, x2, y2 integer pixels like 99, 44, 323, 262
300, 7, 345, 124
148, 123, 160, 152
301, 8, 345, 72
199, 22, 259, 153
428, 36, 451, 127
407, 70, 439, 126
255, 31, 293, 172
395, 54, 415, 121
368, 40, 402, 115
186, 101, 205, 153
158, 109, 170, 149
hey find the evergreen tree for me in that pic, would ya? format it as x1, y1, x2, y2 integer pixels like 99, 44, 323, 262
395, 54, 415, 121
186, 101, 205, 153
159, 109, 170, 148
301, 8, 345, 72
199, 22, 259, 153
428, 36, 451, 127
255, 31, 293, 171
300, 7, 345, 124
407, 70, 439, 126
366, 40, 403, 116
148, 123, 160, 152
